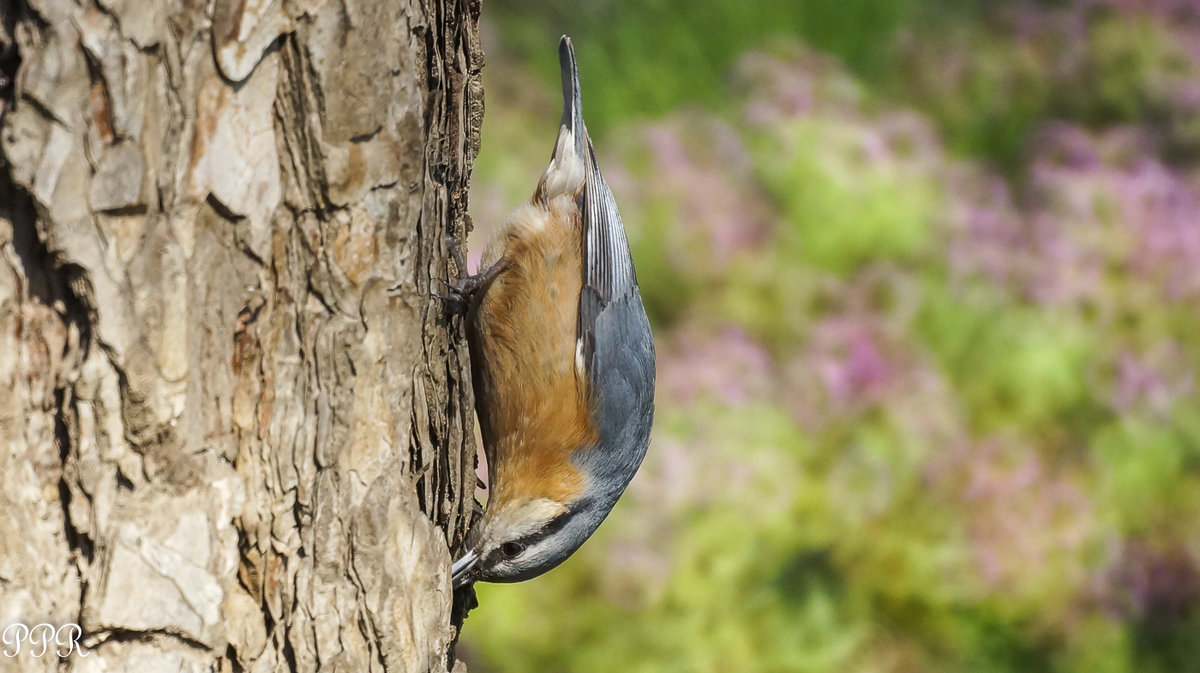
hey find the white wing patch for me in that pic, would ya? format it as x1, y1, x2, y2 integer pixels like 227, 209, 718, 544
574, 338, 586, 378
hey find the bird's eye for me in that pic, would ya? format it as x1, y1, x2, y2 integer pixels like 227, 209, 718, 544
500, 541, 526, 559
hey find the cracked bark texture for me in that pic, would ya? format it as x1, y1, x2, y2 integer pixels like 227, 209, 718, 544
0, 0, 483, 671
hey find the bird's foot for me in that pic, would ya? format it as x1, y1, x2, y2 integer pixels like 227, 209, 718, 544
436, 257, 508, 317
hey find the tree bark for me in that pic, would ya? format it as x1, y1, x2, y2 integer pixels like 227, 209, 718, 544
0, 0, 482, 671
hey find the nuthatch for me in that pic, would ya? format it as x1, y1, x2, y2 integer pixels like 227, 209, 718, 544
445, 36, 655, 587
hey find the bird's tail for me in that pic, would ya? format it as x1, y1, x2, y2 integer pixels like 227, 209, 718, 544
558, 36, 587, 161
539, 36, 588, 201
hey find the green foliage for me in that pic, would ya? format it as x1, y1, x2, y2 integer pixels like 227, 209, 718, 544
752, 119, 939, 273
464, 405, 874, 673
891, 30, 1053, 170
916, 289, 1099, 432
624, 197, 700, 329
1091, 419, 1200, 537
463, 2, 1200, 671
1064, 14, 1198, 127
488, 0, 937, 134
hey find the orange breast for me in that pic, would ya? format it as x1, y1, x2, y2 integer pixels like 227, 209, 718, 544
470, 196, 597, 507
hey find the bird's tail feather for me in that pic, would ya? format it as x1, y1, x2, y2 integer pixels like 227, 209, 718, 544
539, 35, 588, 201
558, 36, 587, 161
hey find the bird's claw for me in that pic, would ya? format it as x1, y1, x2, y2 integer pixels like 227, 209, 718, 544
436, 258, 508, 318
436, 277, 479, 317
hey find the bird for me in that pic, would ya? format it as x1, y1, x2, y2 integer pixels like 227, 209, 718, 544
444, 35, 655, 588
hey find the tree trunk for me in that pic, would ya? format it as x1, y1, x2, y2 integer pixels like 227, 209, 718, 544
0, 0, 482, 671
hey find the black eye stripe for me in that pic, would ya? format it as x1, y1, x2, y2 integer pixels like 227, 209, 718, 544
543, 509, 575, 535
487, 508, 582, 567
510, 509, 576, 551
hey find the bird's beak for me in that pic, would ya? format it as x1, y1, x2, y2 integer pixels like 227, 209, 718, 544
451, 550, 480, 589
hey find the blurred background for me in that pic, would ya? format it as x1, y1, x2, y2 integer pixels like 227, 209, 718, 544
459, 1, 1200, 671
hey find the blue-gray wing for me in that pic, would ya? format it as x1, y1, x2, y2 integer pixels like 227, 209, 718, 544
577, 151, 639, 375
556, 36, 640, 376
573, 288, 655, 520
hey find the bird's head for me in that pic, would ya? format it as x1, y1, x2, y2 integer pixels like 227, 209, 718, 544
451, 492, 607, 587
